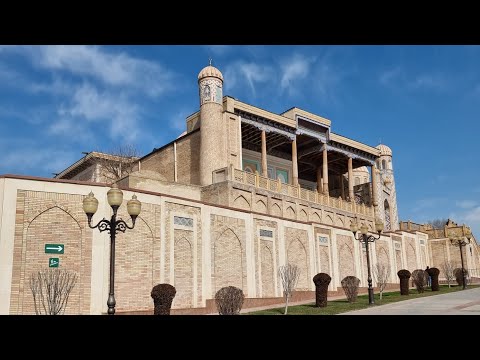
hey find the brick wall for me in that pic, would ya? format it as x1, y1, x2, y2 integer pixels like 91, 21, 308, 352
173, 230, 194, 308
176, 131, 200, 185
337, 234, 355, 282
10, 190, 92, 314
285, 227, 310, 291
406, 237, 417, 271
254, 219, 278, 297
141, 145, 175, 182
164, 202, 202, 308
114, 203, 158, 312
210, 215, 246, 297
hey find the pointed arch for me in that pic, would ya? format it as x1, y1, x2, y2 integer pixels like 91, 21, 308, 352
287, 239, 309, 290
116, 214, 154, 311
234, 195, 250, 210
286, 206, 295, 219
260, 245, 275, 297
406, 243, 417, 271
173, 236, 194, 308
338, 241, 355, 282
325, 214, 333, 225
299, 209, 308, 221
23, 206, 83, 314
213, 227, 244, 293
271, 203, 282, 217
312, 212, 321, 223
255, 200, 267, 213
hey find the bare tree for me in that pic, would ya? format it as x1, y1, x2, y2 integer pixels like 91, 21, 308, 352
97, 144, 140, 183
278, 263, 300, 315
215, 286, 245, 315
341, 276, 361, 303
29, 269, 78, 315
373, 263, 391, 300
411, 269, 428, 293
426, 219, 448, 229
441, 260, 456, 288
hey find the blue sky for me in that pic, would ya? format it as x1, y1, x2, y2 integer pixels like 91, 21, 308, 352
0, 45, 478, 236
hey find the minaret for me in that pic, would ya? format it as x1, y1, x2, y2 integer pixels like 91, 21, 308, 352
198, 60, 226, 186
375, 144, 399, 231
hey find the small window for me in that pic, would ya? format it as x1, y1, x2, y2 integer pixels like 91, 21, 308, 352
260, 229, 273, 237
382, 160, 387, 170
174, 216, 193, 227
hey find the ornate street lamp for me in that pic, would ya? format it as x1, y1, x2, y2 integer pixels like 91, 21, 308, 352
83, 183, 141, 315
350, 218, 384, 305
449, 228, 472, 290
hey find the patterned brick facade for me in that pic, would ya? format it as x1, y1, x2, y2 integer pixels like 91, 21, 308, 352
337, 234, 355, 282
210, 215, 246, 296
285, 227, 310, 290
9, 190, 92, 315
254, 219, 279, 298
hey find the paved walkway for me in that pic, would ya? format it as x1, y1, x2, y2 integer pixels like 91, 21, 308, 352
341, 287, 480, 315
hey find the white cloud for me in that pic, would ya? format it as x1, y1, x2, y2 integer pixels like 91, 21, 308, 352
224, 61, 274, 96
204, 45, 232, 56
379, 66, 446, 91
456, 200, 477, 209
410, 74, 446, 90
1, 147, 76, 175
51, 82, 140, 142
280, 54, 315, 93
411, 197, 446, 213
379, 67, 402, 86
4, 45, 176, 97
169, 109, 192, 132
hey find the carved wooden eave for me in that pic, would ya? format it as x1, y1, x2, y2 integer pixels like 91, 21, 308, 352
326, 143, 377, 166
236, 109, 296, 141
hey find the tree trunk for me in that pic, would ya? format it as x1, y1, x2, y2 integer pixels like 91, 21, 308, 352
380, 291, 383, 300
284, 295, 289, 315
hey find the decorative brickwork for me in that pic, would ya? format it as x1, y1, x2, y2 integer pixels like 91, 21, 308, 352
173, 231, 193, 308
260, 243, 275, 297
164, 202, 202, 307
406, 237, 417, 271
285, 227, 310, 291
10, 190, 91, 315
337, 234, 355, 282
395, 249, 402, 273
254, 219, 278, 297
211, 215, 246, 296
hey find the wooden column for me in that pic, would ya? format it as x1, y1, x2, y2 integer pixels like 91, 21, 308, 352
322, 146, 329, 195
292, 138, 298, 186
261, 130, 268, 177
316, 166, 323, 193
340, 175, 345, 199
348, 157, 354, 202
371, 164, 379, 216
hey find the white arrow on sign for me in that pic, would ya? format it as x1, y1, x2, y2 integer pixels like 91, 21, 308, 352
46, 245, 63, 252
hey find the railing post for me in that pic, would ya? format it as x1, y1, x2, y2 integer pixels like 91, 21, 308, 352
229, 164, 234, 181
255, 171, 259, 187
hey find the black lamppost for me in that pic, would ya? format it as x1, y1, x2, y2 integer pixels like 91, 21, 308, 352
83, 183, 141, 315
350, 219, 384, 305
449, 228, 472, 290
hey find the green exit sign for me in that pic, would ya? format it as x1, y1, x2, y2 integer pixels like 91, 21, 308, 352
49, 258, 59, 268
45, 244, 64, 254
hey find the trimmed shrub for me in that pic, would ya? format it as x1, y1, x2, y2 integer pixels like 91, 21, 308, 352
341, 276, 360, 303
313, 273, 331, 307
411, 269, 428, 293
454, 268, 469, 287
397, 269, 411, 295
215, 286, 245, 315
151, 284, 176, 315
427, 267, 440, 291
